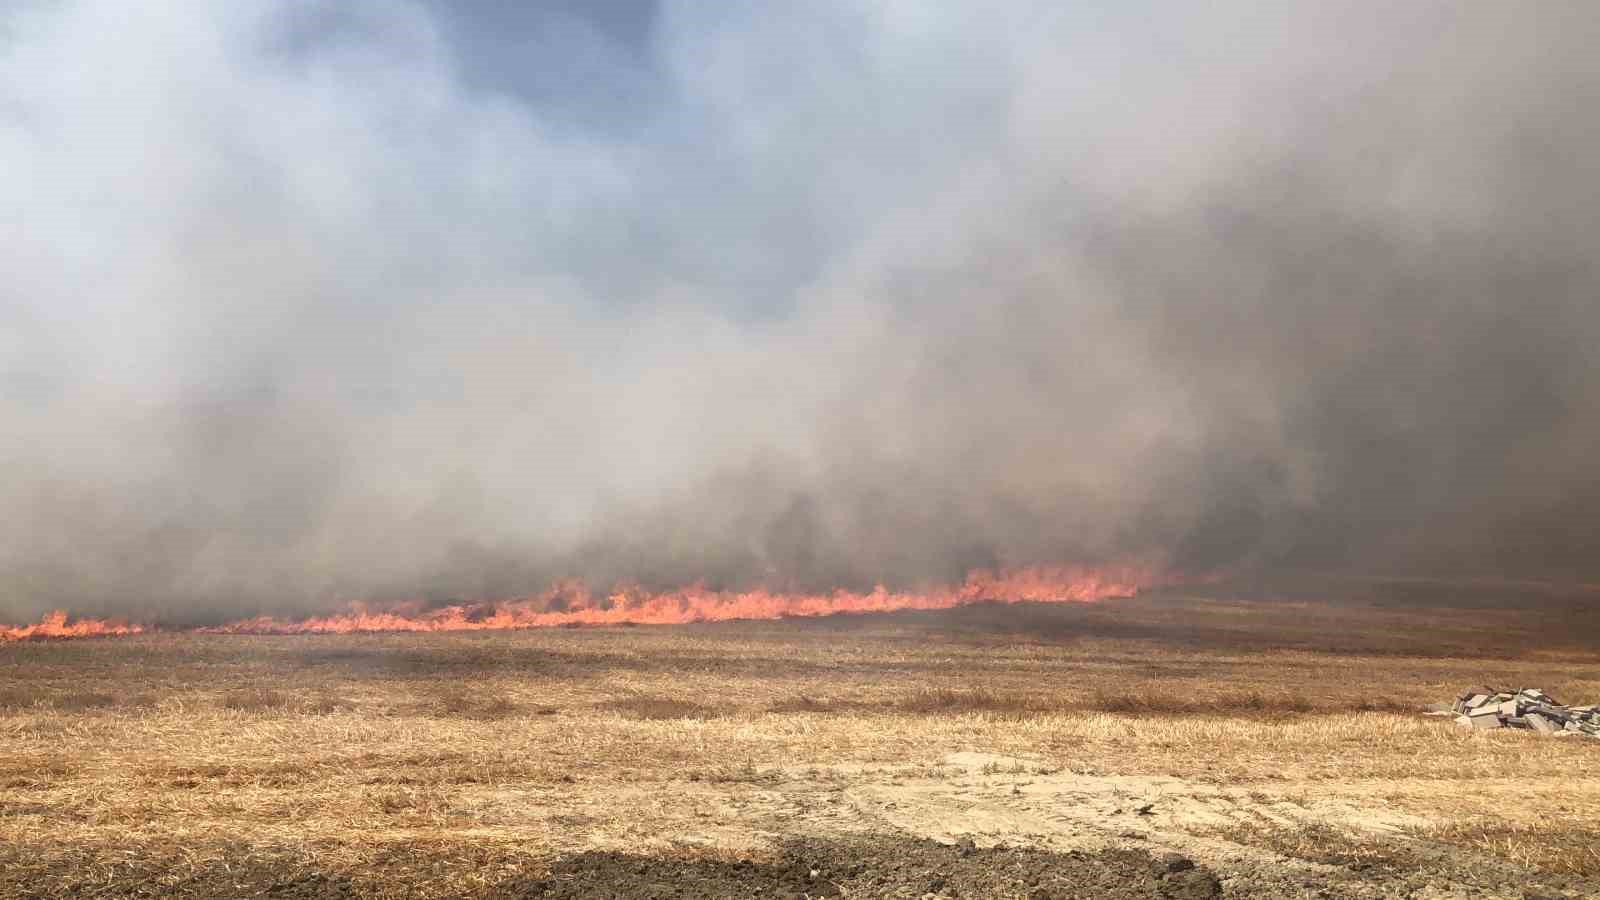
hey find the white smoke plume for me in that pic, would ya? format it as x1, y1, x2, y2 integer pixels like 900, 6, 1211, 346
3, 2, 1598, 622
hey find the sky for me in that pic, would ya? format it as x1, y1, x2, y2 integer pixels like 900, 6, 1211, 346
3, 2, 1599, 623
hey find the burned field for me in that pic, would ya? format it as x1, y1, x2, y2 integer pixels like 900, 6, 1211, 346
3, 590, 1599, 899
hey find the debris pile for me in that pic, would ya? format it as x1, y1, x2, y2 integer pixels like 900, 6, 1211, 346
1450, 687, 1600, 737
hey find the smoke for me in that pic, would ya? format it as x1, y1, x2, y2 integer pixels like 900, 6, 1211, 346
3, 2, 1598, 623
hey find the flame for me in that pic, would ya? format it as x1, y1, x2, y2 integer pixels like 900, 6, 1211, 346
0, 610, 145, 641
2, 565, 1155, 641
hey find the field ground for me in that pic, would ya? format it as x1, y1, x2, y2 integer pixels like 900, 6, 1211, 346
3, 588, 1599, 898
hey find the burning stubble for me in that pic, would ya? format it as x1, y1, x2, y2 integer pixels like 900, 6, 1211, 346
1, 565, 1152, 639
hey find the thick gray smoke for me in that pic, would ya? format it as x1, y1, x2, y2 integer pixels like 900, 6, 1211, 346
3, 2, 1598, 623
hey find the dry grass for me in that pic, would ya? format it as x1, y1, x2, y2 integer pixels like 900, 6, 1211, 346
1215, 821, 1419, 872
0, 685, 154, 713
762, 685, 1422, 720
597, 695, 720, 720
1089, 688, 1314, 715
218, 686, 293, 712
1082, 688, 1422, 716
1425, 820, 1600, 878
766, 688, 1042, 716
894, 687, 1042, 716
218, 686, 351, 715
418, 687, 529, 720
765, 693, 852, 714
2, 590, 1599, 895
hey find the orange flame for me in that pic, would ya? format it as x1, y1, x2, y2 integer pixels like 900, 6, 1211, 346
2, 565, 1156, 641
0, 610, 145, 642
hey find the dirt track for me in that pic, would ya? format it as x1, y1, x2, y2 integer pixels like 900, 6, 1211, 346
531, 839, 1225, 899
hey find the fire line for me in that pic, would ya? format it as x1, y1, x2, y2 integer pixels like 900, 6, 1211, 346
1, 566, 1156, 641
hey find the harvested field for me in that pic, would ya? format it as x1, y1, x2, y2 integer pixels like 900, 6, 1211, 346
3, 589, 1599, 898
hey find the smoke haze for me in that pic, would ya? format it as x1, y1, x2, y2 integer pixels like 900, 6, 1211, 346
3, 2, 1599, 623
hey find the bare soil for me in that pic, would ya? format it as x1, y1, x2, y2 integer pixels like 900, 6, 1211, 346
528, 838, 1225, 900
0, 836, 1227, 899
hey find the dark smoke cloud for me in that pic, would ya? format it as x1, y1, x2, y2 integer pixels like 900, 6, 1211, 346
3, 2, 1598, 623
